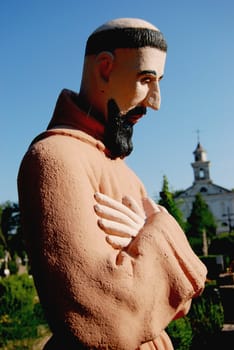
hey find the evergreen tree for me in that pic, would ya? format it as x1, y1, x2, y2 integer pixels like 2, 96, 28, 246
0, 202, 25, 259
0, 205, 6, 247
158, 175, 185, 229
187, 193, 217, 240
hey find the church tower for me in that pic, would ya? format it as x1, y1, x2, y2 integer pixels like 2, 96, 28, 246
175, 141, 234, 233
191, 142, 212, 185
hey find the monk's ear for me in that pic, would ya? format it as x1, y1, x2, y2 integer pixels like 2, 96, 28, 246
95, 51, 114, 82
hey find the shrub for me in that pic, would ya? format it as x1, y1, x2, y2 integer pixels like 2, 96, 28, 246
188, 283, 224, 350
166, 282, 224, 350
209, 233, 234, 263
0, 274, 47, 346
167, 316, 193, 350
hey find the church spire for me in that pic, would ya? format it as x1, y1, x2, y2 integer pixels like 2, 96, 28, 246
191, 140, 212, 184
193, 142, 207, 162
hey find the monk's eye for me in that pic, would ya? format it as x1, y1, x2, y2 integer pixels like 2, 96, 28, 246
140, 76, 153, 84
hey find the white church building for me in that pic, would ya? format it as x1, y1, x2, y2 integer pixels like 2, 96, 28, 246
175, 142, 234, 234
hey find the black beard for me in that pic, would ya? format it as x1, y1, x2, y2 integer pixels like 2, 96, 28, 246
104, 99, 146, 159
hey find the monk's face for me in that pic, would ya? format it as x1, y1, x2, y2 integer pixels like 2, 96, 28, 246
106, 47, 167, 122
103, 47, 167, 158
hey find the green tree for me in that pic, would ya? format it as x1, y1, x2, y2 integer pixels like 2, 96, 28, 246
0, 201, 25, 259
158, 175, 185, 229
187, 193, 217, 238
186, 193, 217, 255
0, 204, 7, 247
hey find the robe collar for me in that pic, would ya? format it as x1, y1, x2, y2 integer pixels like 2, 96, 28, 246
47, 89, 105, 142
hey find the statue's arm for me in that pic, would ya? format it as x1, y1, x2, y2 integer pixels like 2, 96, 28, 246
94, 191, 207, 343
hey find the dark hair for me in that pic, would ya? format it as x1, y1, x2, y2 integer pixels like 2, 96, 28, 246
85, 27, 167, 56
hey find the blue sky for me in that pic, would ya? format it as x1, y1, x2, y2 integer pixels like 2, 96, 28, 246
1, 0, 234, 203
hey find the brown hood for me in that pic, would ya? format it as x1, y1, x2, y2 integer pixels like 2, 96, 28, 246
47, 89, 105, 141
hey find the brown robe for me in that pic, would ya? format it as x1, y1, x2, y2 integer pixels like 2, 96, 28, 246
17, 90, 207, 349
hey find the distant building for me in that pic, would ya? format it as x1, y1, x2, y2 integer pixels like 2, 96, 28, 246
175, 142, 234, 234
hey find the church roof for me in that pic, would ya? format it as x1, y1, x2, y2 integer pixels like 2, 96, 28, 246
176, 182, 232, 198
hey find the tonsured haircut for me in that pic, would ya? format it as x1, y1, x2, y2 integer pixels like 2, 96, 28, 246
85, 27, 167, 56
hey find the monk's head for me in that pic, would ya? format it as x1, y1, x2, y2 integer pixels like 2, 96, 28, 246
79, 18, 167, 158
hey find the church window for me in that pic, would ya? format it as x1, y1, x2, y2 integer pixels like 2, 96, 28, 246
199, 168, 205, 179
200, 187, 207, 193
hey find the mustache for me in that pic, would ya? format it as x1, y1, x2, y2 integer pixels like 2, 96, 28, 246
107, 99, 147, 119
125, 105, 147, 117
